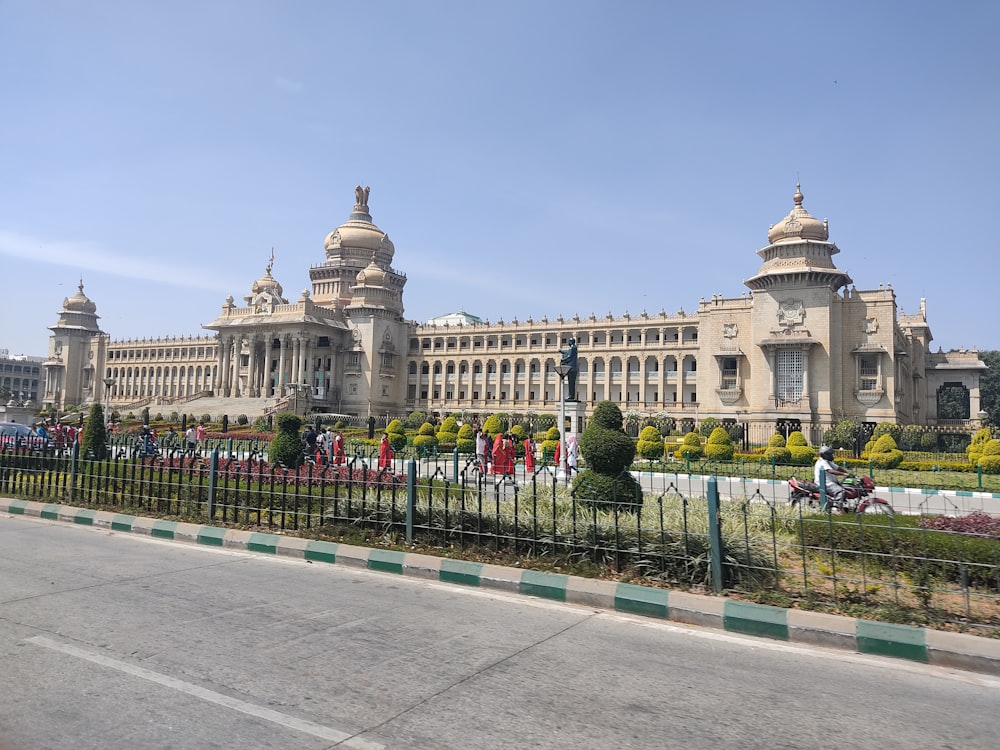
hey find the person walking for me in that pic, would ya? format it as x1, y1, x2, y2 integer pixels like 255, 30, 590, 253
523, 436, 535, 473
184, 425, 197, 457
333, 430, 346, 465
378, 432, 394, 470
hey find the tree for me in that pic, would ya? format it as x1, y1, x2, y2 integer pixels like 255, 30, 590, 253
80, 403, 108, 459
937, 384, 970, 420
979, 350, 1000, 428
269, 412, 304, 468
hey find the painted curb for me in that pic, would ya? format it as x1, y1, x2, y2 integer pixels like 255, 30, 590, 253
3, 497, 999, 677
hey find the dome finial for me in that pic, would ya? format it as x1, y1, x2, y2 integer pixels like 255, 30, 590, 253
793, 183, 804, 207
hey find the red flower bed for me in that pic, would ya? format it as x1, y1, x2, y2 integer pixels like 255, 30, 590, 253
919, 511, 1000, 539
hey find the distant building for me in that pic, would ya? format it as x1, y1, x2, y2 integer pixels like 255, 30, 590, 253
41, 185, 986, 440
0, 350, 43, 404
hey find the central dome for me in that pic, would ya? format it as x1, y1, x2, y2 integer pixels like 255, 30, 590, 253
323, 186, 395, 266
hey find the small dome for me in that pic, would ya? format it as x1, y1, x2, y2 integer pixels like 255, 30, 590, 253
251, 267, 283, 299
767, 184, 829, 244
64, 281, 97, 314
355, 254, 387, 286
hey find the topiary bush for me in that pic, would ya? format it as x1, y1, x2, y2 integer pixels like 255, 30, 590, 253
636, 425, 665, 461
868, 433, 904, 469
413, 434, 439, 455
237, 414, 249, 426
574, 401, 639, 511
269, 412, 304, 468
675, 431, 703, 459
978, 439, 1000, 474
704, 427, 734, 460
482, 414, 504, 438
456, 423, 476, 453
386, 419, 408, 452
764, 433, 791, 463
540, 425, 561, 459
785, 430, 815, 465
436, 416, 458, 450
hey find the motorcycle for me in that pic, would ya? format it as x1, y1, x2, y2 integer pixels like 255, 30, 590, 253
788, 473, 894, 516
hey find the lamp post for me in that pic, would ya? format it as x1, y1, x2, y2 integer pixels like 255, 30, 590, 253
556, 364, 571, 482
103, 377, 115, 426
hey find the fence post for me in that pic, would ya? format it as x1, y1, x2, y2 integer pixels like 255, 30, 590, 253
406, 457, 416, 543
818, 467, 827, 511
69, 440, 79, 503
207, 448, 219, 520
868, 458, 874, 481
453, 447, 459, 485
978, 464, 983, 490
706, 477, 724, 593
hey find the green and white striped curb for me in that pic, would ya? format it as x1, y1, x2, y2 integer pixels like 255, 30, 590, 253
4, 498, 1000, 676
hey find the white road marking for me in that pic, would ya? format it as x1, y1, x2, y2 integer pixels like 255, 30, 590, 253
26, 635, 384, 749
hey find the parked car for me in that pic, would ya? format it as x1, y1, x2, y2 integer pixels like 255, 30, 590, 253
0, 422, 52, 454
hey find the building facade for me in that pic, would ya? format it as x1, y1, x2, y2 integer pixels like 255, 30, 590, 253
41, 185, 986, 436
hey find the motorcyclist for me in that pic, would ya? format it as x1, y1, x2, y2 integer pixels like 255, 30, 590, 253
814, 445, 848, 510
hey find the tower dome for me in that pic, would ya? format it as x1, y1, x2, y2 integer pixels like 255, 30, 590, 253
767, 184, 829, 244
311, 186, 407, 313
63, 280, 97, 314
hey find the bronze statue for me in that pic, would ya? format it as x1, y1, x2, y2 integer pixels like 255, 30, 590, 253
559, 337, 578, 401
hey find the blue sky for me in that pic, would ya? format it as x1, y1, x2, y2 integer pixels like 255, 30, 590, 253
1, 0, 997, 358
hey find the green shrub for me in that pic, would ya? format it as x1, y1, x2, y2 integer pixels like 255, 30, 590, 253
577, 401, 639, 510
799, 513, 1000, 589
979, 439, 1000, 473
236, 414, 249, 426
269, 412, 303, 468
418, 421, 436, 436
80, 403, 109, 460
968, 427, 993, 465
704, 427, 734, 460
675, 431, 703, 459
786, 431, 815, 465
456, 423, 476, 453
439, 416, 459, 434
571, 470, 643, 511
636, 425, 665, 460
412, 434, 439, 455
871, 422, 901, 444
868, 434, 904, 469
405, 411, 427, 429
483, 414, 504, 437
764, 433, 791, 463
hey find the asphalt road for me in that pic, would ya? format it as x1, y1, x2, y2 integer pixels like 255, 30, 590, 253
1, 515, 998, 750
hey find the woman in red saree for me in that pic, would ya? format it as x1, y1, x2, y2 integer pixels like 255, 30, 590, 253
378, 432, 394, 470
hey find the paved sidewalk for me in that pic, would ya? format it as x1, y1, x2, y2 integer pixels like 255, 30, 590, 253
3, 496, 999, 677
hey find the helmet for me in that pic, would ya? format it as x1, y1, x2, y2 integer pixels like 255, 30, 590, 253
819, 445, 834, 460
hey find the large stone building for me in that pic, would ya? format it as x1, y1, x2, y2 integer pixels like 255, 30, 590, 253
41, 185, 986, 439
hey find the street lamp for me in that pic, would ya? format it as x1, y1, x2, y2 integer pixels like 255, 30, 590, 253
103, 377, 115, 425
555, 364, 572, 482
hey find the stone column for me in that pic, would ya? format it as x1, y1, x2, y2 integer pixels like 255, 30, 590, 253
278, 335, 288, 396
233, 334, 243, 397
220, 335, 232, 397
246, 334, 258, 398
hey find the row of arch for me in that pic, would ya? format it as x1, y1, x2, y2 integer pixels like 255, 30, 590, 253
408, 355, 700, 376
412, 326, 701, 353
105, 365, 214, 400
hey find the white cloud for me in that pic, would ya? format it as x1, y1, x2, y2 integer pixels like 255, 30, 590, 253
0, 229, 229, 293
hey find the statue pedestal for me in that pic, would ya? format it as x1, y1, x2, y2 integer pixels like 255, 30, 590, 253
564, 400, 585, 439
